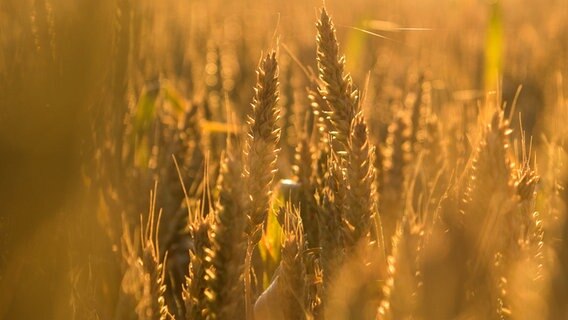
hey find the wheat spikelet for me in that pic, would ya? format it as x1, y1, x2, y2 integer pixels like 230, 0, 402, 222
460, 111, 515, 251
459, 110, 517, 318
204, 141, 247, 320
316, 8, 359, 154
134, 187, 171, 320
317, 152, 347, 294
549, 211, 568, 319
516, 165, 545, 295
540, 139, 568, 319
308, 80, 332, 147
381, 214, 427, 319
164, 206, 192, 319
313, 144, 331, 193
513, 160, 540, 251
504, 151, 546, 319
244, 51, 281, 243
242, 50, 280, 318
345, 113, 378, 248
183, 206, 211, 320
152, 102, 205, 317
140, 229, 171, 320
279, 205, 309, 319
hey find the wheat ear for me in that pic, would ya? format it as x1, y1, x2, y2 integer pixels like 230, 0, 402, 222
204, 140, 247, 320
243, 51, 281, 319
345, 113, 378, 248
316, 7, 358, 154
244, 51, 281, 243
140, 187, 171, 320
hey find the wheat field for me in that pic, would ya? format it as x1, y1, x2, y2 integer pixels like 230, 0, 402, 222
1, 0, 568, 319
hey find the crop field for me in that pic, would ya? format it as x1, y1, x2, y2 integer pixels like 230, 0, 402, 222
1, 0, 568, 319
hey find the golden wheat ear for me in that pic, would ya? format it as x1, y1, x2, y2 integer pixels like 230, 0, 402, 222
203, 140, 247, 320
244, 50, 281, 243
241, 50, 281, 318
279, 205, 310, 319
316, 7, 359, 155
454, 110, 517, 318
317, 150, 347, 296
345, 113, 378, 249
131, 186, 172, 320
182, 202, 211, 320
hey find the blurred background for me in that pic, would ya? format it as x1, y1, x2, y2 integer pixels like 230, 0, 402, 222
0, 0, 566, 318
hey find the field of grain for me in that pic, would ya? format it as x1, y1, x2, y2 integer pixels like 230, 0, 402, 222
1, 0, 568, 319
